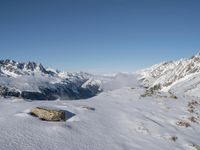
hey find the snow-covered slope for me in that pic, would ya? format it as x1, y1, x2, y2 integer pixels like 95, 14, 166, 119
1, 85, 200, 150
139, 53, 200, 96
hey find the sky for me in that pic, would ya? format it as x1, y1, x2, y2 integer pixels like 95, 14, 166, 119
0, 0, 200, 73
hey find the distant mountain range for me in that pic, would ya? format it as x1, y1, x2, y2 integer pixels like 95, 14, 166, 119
1, 53, 200, 100
0, 59, 102, 100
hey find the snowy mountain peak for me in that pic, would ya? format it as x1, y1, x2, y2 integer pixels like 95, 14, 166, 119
139, 52, 200, 93
0, 59, 55, 77
0, 59, 102, 100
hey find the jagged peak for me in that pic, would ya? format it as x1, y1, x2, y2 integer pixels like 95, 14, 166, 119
0, 59, 16, 65
0, 59, 42, 67
0, 59, 51, 77
189, 52, 200, 62
0, 59, 93, 79
194, 51, 200, 57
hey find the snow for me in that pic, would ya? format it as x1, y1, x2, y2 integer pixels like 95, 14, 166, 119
99, 73, 140, 91
1, 67, 20, 78
81, 78, 101, 88
0, 75, 62, 92
139, 53, 200, 94
1, 56, 200, 149
0, 75, 199, 150
0, 60, 102, 99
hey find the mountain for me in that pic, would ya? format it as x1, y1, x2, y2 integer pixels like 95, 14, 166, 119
138, 53, 200, 97
1, 56, 200, 150
0, 59, 102, 100
0, 59, 56, 77
2, 52, 200, 100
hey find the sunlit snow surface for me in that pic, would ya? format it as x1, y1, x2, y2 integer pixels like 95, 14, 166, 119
0, 74, 199, 150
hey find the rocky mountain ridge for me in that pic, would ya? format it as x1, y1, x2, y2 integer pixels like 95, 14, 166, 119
139, 52, 200, 96
0, 59, 102, 100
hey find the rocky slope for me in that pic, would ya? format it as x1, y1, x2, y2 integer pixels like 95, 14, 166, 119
139, 53, 200, 96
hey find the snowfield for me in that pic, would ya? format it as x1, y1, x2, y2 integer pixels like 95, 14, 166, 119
0, 74, 200, 150
1, 55, 200, 150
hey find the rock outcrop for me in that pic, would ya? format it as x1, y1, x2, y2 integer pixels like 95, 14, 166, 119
30, 107, 75, 121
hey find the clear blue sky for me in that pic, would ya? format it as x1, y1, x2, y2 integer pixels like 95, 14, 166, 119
0, 0, 200, 73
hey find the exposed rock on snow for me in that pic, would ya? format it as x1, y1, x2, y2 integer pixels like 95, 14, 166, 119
176, 120, 191, 128
0, 85, 20, 97
30, 107, 75, 121
192, 144, 200, 150
81, 106, 95, 111
169, 136, 178, 142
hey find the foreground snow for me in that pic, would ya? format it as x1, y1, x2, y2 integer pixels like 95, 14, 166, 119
0, 84, 200, 150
